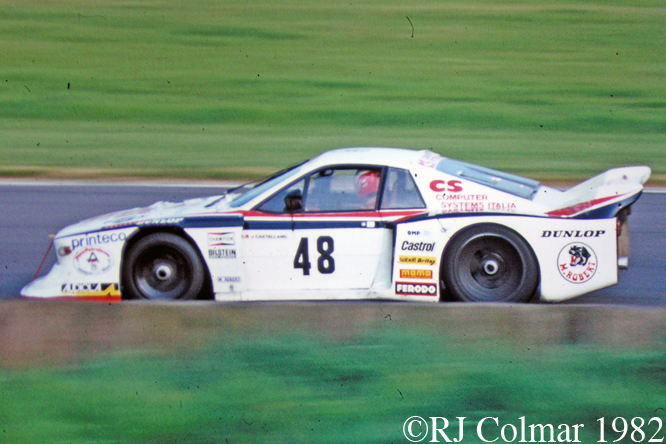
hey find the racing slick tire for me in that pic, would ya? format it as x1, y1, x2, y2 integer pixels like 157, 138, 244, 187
442, 224, 539, 303
122, 232, 205, 300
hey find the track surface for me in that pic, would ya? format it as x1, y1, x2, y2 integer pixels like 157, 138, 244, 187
2, 182, 664, 305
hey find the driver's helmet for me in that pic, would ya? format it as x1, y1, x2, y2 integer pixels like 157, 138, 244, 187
356, 170, 381, 198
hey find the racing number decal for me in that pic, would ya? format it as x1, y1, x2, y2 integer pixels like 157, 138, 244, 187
294, 236, 335, 275
317, 236, 335, 274
294, 238, 311, 275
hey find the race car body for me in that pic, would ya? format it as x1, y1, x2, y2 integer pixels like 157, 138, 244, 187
21, 148, 651, 303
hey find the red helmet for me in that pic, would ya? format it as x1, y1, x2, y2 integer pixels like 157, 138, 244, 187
356, 170, 380, 198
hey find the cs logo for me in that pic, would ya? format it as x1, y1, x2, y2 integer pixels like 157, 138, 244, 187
429, 180, 463, 193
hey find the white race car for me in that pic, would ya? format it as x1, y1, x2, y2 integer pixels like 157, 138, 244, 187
21, 148, 650, 303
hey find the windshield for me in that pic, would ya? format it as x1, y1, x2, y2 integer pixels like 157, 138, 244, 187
227, 161, 308, 208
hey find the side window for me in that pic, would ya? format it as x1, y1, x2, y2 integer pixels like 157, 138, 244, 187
380, 168, 426, 209
257, 178, 306, 213
256, 167, 382, 213
304, 168, 381, 212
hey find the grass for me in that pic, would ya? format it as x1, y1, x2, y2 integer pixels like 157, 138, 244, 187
1, 0, 665, 183
2, 328, 666, 443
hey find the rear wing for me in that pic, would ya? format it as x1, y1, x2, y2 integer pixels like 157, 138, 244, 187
542, 166, 651, 219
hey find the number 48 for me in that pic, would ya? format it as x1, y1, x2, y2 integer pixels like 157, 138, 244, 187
293, 236, 335, 275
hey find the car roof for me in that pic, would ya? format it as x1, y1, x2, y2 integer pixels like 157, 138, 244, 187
307, 147, 541, 200
307, 147, 436, 170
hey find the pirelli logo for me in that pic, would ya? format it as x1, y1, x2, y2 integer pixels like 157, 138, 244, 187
399, 269, 433, 279
398, 255, 436, 266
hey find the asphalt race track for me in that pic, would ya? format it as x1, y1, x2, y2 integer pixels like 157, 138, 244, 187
1, 182, 664, 305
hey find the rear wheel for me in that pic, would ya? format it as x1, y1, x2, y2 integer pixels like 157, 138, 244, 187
442, 224, 538, 303
122, 233, 205, 300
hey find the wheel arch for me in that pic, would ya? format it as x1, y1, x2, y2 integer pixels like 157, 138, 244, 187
439, 222, 541, 302
120, 226, 213, 300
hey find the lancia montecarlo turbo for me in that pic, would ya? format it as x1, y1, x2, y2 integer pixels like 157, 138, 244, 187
21, 148, 650, 303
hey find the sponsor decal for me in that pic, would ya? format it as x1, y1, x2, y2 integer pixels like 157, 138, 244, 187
542, 230, 605, 238
436, 193, 488, 201
407, 230, 433, 237
429, 180, 463, 193
401, 241, 435, 252
417, 151, 442, 168
135, 217, 184, 226
61, 283, 120, 297
217, 276, 241, 283
399, 255, 436, 266
395, 282, 438, 296
487, 202, 517, 212
406, 230, 433, 237
74, 248, 112, 274
438, 201, 517, 213
209, 248, 236, 259
558, 243, 597, 284
399, 269, 433, 279
208, 232, 235, 246
71, 232, 127, 249
241, 233, 288, 239
440, 202, 485, 213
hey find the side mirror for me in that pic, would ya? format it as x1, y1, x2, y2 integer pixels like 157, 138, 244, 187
284, 189, 303, 212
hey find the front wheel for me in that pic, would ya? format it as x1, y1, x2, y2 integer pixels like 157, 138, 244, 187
122, 232, 205, 300
442, 224, 539, 303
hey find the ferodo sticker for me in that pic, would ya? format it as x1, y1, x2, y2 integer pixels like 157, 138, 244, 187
399, 269, 433, 279
74, 248, 112, 274
558, 243, 597, 284
395, 282, 438, 296
398, 255, 436, 266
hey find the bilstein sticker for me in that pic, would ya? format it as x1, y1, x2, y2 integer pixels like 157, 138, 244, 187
209, 248, 236, 259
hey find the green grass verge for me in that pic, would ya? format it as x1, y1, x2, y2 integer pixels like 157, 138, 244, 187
2, 329, 666, 443
1, 0, 665, 182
